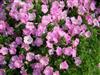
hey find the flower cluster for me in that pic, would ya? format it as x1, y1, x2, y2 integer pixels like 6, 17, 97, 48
0, 0, 100, 75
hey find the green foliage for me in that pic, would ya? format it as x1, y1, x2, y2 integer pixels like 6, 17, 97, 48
68, 8, 78, 17
6, 69, 20, 75
59, 20, 65, 27
34, 1, 42, 23
0, 35, 13, 44
47, 23, 55, 31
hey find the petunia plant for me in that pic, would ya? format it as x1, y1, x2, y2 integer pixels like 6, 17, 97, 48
0, 0, 100, 75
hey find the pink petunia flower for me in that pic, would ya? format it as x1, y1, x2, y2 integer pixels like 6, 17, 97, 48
0, 47, 8, 55
90, 1, 96, 11
56, 47, 62, 56
26, 22, 35, 30
72, 38, 80, 47
63, 47, 72, 56
40, 56, 49, 66
26, 52, 34, 62
84, 31, 91, 38
53, 71, 60, 75
43, 66, 53, 75
34, 38, 43, 47
0, 21, 7, 32
14, 59, 23, 68
0, 69, 5, 75
9, 47, 17, 55
60, 61, 69, 70
42, 5, 48, 14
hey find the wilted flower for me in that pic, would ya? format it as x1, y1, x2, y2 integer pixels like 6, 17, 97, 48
74, 57, 82, 66
24, 35, 33, 44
